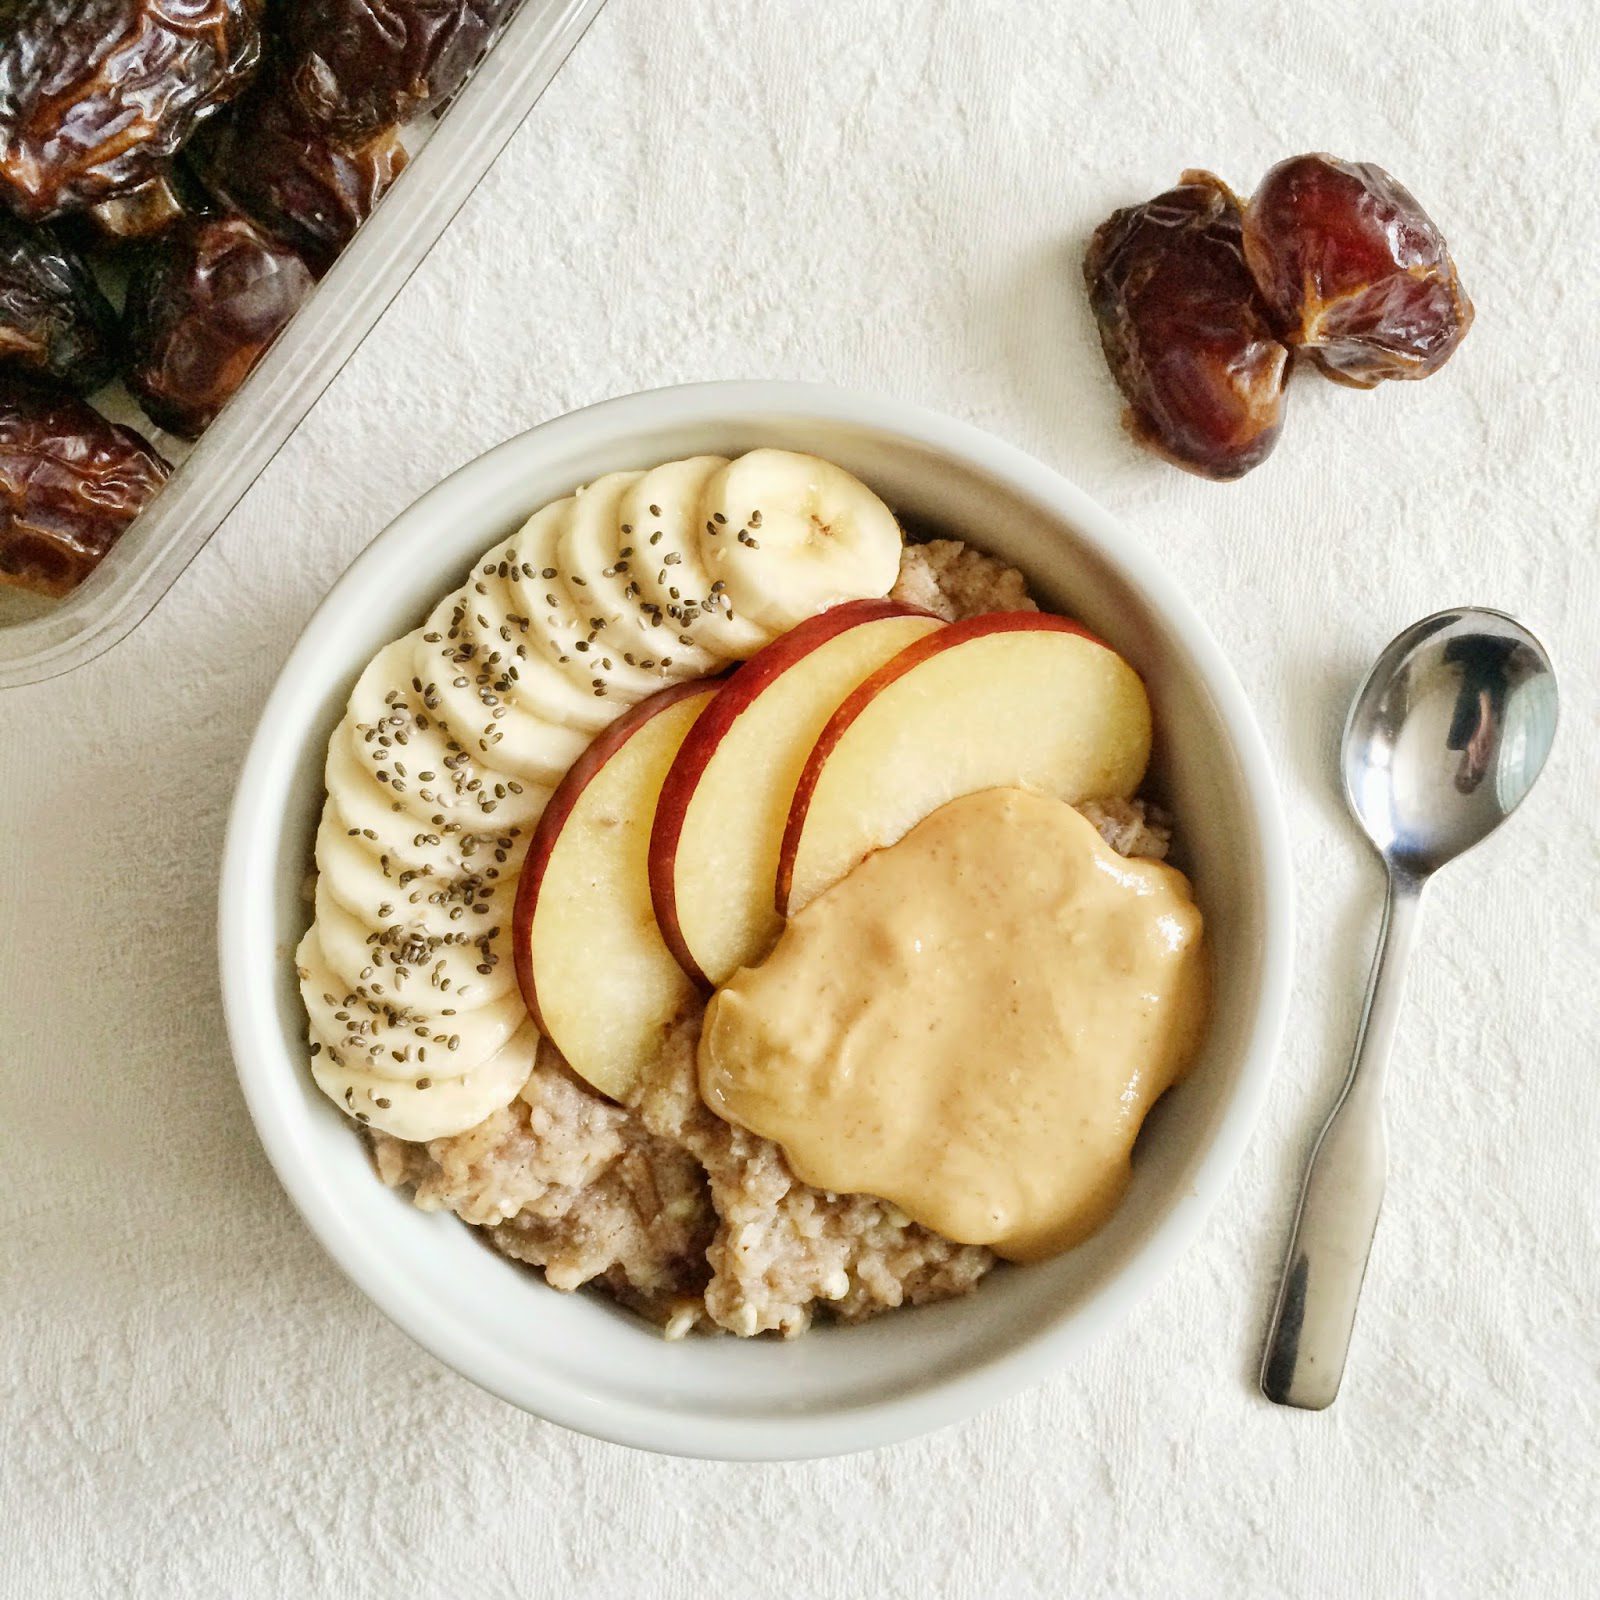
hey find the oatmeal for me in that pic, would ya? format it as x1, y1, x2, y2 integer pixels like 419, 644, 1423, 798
370, 532, 1180, 1337
890, 538, 1037, 620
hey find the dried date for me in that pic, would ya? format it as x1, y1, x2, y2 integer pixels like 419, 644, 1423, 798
0, 376, 169, 596
0, 214, 120, 393
123, 213, 316, 439
1242, 154, 1473, 388
191, 85, 407, 273
1085, 171, 1290, 480
87, 171, 194, 241
286, 0, 517, 141
0, 0, 262, 221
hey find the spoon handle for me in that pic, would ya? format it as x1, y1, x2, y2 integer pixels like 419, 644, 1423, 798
1260, 869, 1425, 1409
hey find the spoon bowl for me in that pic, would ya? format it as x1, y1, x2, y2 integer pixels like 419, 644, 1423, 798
1342, 608, 1558, 879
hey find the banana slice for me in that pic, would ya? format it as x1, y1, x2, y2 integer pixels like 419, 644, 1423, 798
417, 577, 614, 739
315, 821, 523, 980
314, 876, 519, 1007
552, 473, 680, 698
509, 486, 709, 702
554, 470, 670, 678
619, 456, 767, 661
566, 466, 719, 676
311, 1021, 540, 1141
422, 655, 593, 787
695, 449, 902, 633
408, 581, 595, 820
426, 491, 664, 745
322, 747, 541, 880
317, 795, 531, 900
345, 639, 545, 832
341, 704, 544, 834
298, 924, 523, 1083
501, 498, 611, 694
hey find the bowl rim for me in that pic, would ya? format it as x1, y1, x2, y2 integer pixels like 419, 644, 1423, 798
219, 379, 1294, 1459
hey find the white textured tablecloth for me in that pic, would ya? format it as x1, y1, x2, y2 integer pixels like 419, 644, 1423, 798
4, 1, 1598, 1594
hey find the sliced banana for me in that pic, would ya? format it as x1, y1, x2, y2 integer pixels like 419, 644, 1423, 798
311, 1021, 540, 1141
419, 579, 604, 764
549, 476, 677, 699
432, 483, 662, 723
317, 796, 531, 903
314, 818, 524, 980
509, 484, 709, 701
501, 498, 609, 695
695, 449, 902, 633
568, 465, 718, 676
314, 876, 519, 1007
554, 469, 669, 677
315, 807, 434, 917
344, 639, 546, 832
417, 577, 614, 741
423, 660, 593, 788
321, 748, 435, 869
322, 745, 540, 880
305, 449, 908, 1141
341, 706, 544, 834
619, 456, 768, 661
298, 924, 523, 1083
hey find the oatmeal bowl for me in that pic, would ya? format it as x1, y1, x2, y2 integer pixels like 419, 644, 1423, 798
220, 379, 1292, 1459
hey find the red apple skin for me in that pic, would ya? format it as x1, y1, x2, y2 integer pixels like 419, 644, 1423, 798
774, 610, 1108, 914
513, 677, 722, 1035
648, 598, 935, 988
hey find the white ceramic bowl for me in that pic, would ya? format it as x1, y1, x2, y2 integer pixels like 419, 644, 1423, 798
220, 381, 1292, 1460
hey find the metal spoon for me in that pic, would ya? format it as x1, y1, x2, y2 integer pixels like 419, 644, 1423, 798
1260, 607, 1558, 1410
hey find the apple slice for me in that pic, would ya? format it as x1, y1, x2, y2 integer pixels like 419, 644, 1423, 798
513, 679, 719, 1100
777, 612, 1152, 914
650, 600, 943, 987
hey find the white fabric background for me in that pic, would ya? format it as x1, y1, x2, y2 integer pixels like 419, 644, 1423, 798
3, 1, 1597, 1595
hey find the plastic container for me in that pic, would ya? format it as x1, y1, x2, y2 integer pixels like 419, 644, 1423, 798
0, 0, 609, 690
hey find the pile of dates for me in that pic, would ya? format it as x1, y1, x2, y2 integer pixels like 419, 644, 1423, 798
1084, 154, 1474, 480
0, 0, 517, 597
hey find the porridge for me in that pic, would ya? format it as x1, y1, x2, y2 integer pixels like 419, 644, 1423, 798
299, 452, 1203, 1338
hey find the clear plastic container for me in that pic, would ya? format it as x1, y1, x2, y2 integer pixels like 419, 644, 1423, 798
0, 0, 609, 690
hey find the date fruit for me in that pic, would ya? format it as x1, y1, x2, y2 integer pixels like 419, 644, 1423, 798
286, 0, 517, 141
0, 215, 121, 393
123, 214, 316, 439
1085, 171, 1290, 480
0, 376, 169, 596
191, 86, 407, 273
87, 171, 194, 241
1242, 154, 1473, 388
0, 0, 262, 221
